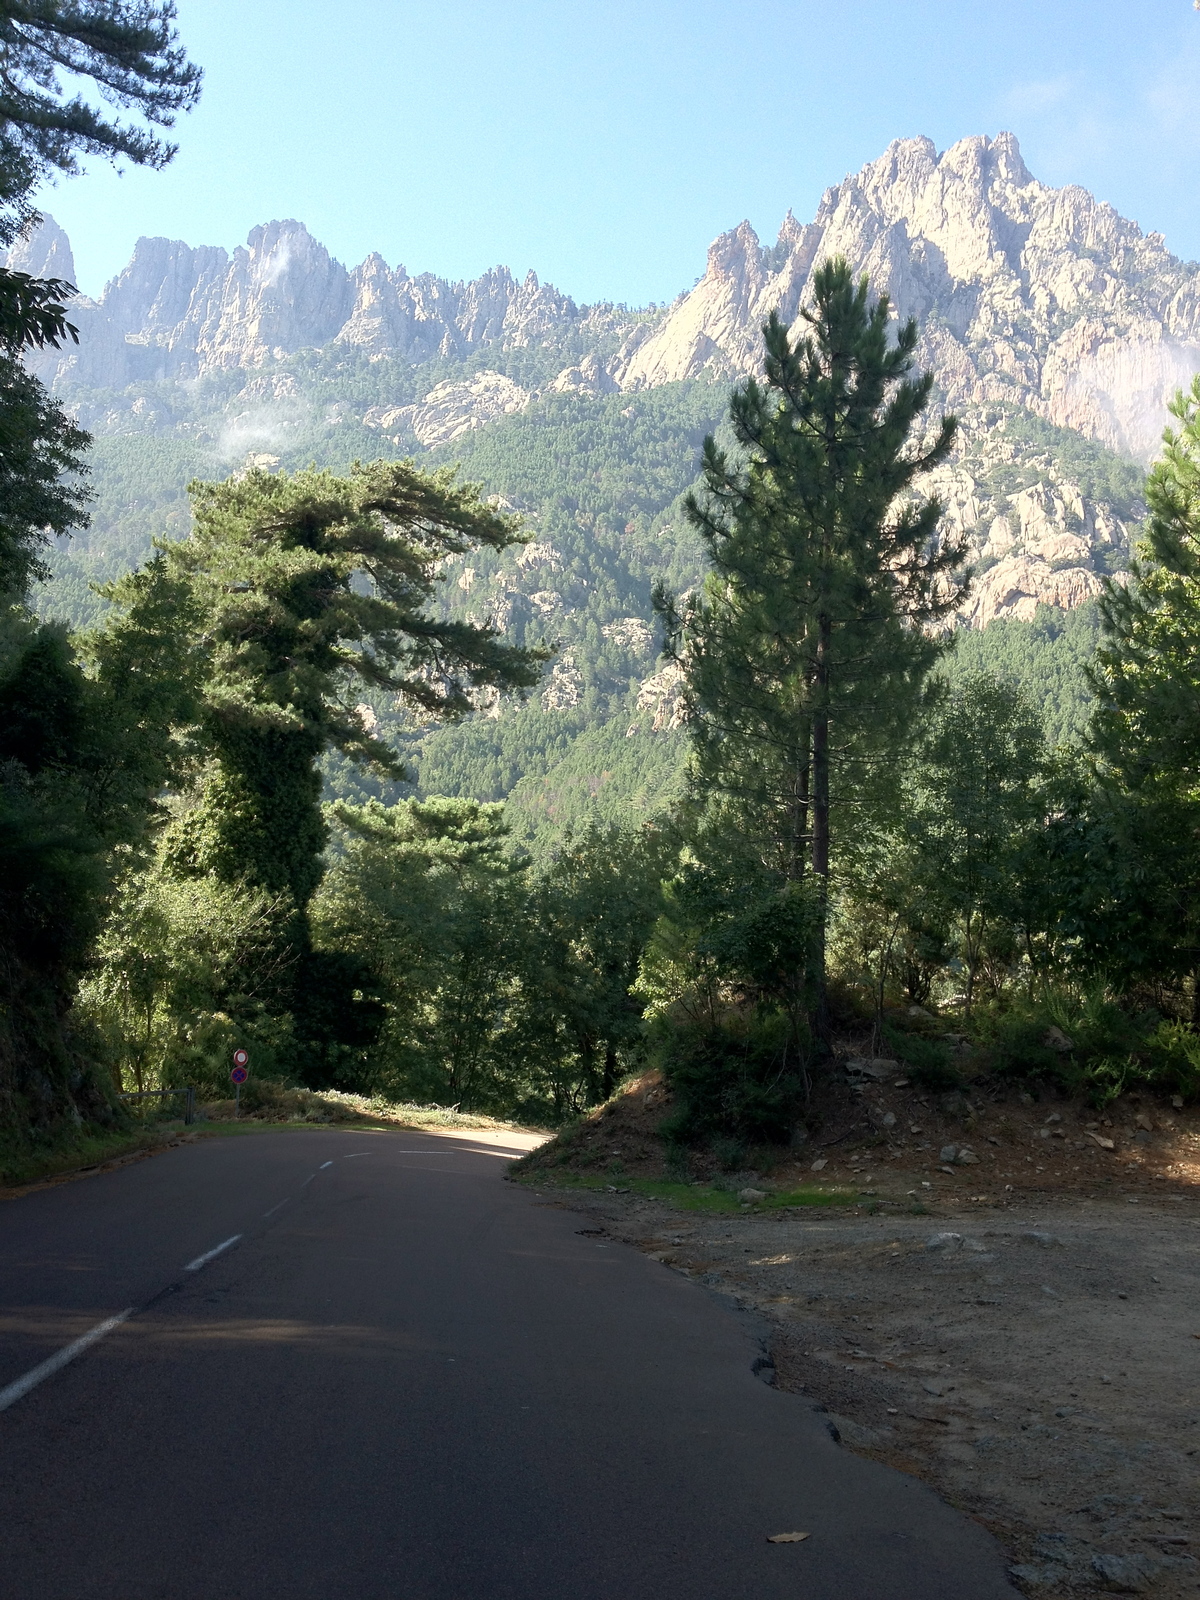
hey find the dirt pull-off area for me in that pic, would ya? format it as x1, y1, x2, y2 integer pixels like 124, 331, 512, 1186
518, 1072, 1200, 1596
538, 1188, 1200, 1597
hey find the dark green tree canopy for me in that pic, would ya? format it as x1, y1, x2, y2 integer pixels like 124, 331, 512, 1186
0, 267, 77, 348
174, 460, 549, 772
659, 264, 965, 861
111, 460, 549, 914
1091, 373, 1200, 802
657, 261, 966, 1019
0, 346, 89, 593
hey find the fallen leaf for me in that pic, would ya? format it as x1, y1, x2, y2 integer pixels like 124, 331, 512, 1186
767, 1532, 810, 1544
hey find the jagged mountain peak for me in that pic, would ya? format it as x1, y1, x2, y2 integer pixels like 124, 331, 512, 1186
619, 130, 1199, 461
26, 129, 1198, 462
21, 211, 626, 386
6, 212, 77, 285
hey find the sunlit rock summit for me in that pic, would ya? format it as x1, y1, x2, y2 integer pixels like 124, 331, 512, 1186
621, 132, 1200, 463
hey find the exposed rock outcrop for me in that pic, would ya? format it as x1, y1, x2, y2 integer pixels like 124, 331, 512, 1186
22, 133, 1173, 634
364, 371, 533, 449
632, 662, 688, 733
617, 132, 1200, 462
22, 214, 649, 389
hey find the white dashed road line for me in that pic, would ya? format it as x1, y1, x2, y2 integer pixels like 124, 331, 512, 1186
2, 1137, 452, 1416
184, 1234, 242, 1273
0, 1310, 134, 1414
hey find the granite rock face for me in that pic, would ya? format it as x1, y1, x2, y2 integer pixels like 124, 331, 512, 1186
19, 132, 1174, 631
618, 132, 1200, 462
364, 371, 533, 449
25, 132, 1194, 464
23, 216, 645, 389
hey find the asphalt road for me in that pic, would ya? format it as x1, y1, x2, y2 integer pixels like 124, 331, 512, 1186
0, 1127, 1018, 1599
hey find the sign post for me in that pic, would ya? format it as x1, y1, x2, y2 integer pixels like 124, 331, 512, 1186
231, 1050, 249, 1117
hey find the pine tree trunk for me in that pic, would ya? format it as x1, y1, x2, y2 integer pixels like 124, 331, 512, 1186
811, 613, 831, 1038
788, 755, 810, 880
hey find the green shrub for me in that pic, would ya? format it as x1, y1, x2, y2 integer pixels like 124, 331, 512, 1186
657, 1013, 805, 1144
971, 988, 1189, 1104
710, 1134, 750, 1171
1144, 1021, 1200, 1102
980, 1010, 1065, 1083
880, 1024, 964, 1091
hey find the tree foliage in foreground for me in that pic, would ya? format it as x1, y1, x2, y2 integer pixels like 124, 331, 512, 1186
311, 804, 667, 1115
101, 462, 548, 1073
1086, 376, 1200, 1013
0, 0, 200, 242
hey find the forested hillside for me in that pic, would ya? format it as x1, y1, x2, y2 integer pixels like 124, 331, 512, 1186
9, 85, 1200, 1176
32, 128, 1199, 856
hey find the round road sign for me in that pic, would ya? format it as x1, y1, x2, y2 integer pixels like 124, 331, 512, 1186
231, 1065, 248, 1085
232, 1048, 248, 1067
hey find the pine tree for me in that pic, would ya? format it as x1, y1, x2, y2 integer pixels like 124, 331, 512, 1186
0, 0, 200, 243
1089, 374, 1200, 1014
657, 259, 967, 1023
108, 461, 549, 1064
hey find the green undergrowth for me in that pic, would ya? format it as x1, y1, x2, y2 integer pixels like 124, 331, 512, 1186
0, 1121, 180, 1189
511, 1168, 857, 1211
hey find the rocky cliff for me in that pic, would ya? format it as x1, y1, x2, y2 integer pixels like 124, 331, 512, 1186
20, 131, 1195, 464
13, 215, 649, 389
18, 131, 1178, 636
618, 132, 1200, 464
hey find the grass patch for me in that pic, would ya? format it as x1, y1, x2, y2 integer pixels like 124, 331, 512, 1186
513, 1169, 858, 1211
0, 1122, 179, 1190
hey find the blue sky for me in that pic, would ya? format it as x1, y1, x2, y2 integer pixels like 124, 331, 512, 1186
34, 0, 1200, 305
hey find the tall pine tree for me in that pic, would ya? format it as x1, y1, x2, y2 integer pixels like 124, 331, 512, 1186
657, 259, 967, 1025
1089, 374, 1200, 1016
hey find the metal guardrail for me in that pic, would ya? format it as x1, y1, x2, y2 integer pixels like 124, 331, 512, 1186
119, 1087, 195, 1125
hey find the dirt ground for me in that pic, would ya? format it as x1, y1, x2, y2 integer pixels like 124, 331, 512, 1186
518, 1068, 1200, 1597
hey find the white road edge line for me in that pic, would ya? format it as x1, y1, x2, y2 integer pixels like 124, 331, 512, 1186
184, 1234, 242, 1273
0, 1309, 134, 1414
262, 1200, 288, 1218
319, 1161, 333, 1169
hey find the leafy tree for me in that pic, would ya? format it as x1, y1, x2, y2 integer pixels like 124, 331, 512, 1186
0, 249, 90, 595
531, 823, 669, 1105
657, 259, 966, 1028
904, 674, 1049, 1010
315, 797, 532, 1105
79, 858, 296, 1097
0, 267, 78, 349
0, 0, 200, 1150
632, 804, 823, 1137
0, 351, 89, 594
0, 592, 195, 1136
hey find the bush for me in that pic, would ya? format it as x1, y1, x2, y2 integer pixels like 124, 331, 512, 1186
657, 1013, 806, 1144
971, 988, 1196, 1105
880, 1024, 964, 1091
1144, 1021, 1200, 1103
